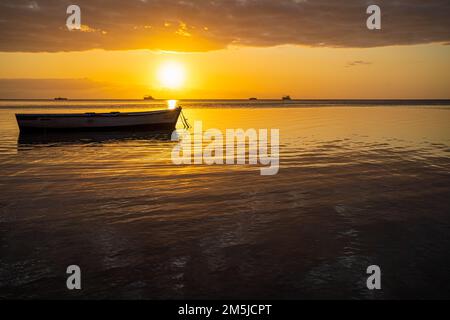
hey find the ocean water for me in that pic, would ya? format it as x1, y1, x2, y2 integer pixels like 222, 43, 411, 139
0, 100, 449, 299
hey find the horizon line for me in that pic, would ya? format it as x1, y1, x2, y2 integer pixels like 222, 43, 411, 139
1, 98, 450, 102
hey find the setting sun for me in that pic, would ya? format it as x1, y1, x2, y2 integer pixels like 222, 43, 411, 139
157, 61, 186, 90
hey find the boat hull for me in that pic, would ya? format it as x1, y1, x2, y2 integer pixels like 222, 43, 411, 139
16, 108, 181, 133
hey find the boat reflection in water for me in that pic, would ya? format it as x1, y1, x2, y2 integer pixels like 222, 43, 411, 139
17, 130, 174, 148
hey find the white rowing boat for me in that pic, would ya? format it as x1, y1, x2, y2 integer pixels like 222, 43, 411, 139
16, 107, 182, 132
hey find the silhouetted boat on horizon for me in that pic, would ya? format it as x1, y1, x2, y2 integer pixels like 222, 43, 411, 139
54, 97, 68, 101
144, 95, 155, 100
282, 96, 292, 101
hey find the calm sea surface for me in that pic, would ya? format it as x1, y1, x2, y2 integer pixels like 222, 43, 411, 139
0, 100, 449, 299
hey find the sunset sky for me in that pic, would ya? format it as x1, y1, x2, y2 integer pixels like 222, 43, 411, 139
0, 0, 449, 99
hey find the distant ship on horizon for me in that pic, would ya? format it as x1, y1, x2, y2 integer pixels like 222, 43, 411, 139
144, 95, 155, 100
282, 95, 292, 101
54, 97, 68, 101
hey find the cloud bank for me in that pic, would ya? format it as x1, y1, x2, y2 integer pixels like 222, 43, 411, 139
0, 78, 148, 99
0, 0, 449, 52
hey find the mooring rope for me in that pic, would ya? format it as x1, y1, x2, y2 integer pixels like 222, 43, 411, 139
180, 109, 191, 129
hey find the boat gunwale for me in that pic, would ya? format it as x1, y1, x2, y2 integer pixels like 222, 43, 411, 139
16, 107, 181, 119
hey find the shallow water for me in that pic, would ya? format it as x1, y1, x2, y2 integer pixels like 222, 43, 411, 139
0, 101, 449, 299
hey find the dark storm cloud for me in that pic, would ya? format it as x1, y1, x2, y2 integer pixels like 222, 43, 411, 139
0, 0, 449, 52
